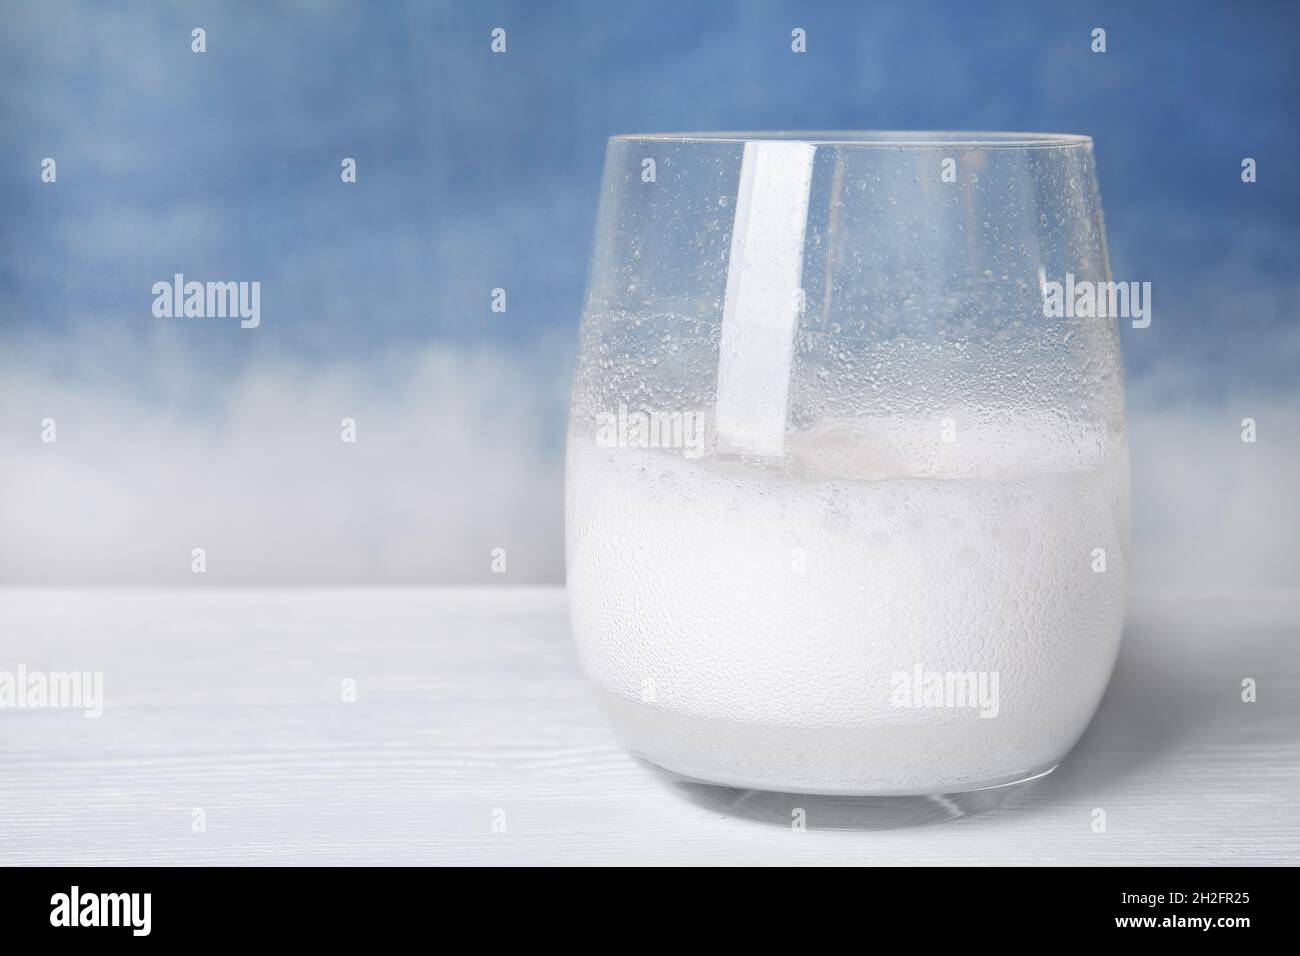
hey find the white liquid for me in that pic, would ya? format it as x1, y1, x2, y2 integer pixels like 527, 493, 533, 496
566, 411, 1128, 794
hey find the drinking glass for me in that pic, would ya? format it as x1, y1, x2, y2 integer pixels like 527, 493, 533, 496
565, 132, 1128, 826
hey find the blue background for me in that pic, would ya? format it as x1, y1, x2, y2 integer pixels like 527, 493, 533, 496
1, 0, 1296, 585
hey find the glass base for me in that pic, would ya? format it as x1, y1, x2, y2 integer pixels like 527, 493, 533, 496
639, 757, 1055, 829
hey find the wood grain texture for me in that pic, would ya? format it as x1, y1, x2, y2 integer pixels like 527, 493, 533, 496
1, 587, 1296, 865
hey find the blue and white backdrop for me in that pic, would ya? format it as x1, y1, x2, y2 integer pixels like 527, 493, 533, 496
1, 0, 1296, 589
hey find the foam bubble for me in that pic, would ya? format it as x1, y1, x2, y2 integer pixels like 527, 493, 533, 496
566, 410, 1128, 793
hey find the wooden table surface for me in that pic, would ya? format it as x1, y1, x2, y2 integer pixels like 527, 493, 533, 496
1, 588, 1296, 865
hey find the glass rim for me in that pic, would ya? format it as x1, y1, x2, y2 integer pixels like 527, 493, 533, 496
609, 130, 1093, 148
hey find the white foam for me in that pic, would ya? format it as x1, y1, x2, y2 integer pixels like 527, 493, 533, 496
566, 410, 1129, 793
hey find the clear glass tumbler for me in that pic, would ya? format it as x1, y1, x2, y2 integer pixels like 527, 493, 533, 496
566, 132, 1128, 825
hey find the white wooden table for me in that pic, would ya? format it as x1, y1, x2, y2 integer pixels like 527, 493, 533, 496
1, 588, 1295, 865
